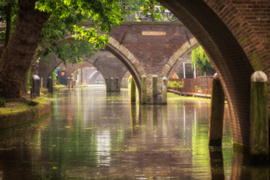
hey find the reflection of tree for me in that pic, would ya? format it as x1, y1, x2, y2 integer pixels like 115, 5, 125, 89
191, 104, 211, 179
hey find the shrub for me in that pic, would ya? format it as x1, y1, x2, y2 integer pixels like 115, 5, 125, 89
0, 97, 6, 107
167, 81, 184, 88
194, 85, 201, 90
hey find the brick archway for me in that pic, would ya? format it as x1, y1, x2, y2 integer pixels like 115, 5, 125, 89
56, 35, 145, 98
105, 37, 147, 98
157, 0, 265, 149
160, 37, 199, 79
88, 71, 103, 84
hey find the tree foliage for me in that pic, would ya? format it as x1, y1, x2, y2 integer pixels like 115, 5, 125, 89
191, 46, 213, 74
0, 0, 18, 44
35, 0, 123, 61
55, 42, 95, 64
1, 0, 124, 62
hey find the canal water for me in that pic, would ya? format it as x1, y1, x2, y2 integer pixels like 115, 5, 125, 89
0, 87, 268, 179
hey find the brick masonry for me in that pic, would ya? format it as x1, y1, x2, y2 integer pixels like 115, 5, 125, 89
107, 22, 194, 103
157, 0, 270, 149
39, 51, 128, 91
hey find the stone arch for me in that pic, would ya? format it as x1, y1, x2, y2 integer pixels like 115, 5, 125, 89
88, 71, 103, 84
39, 56, 62, 87
61, 61, 94, 79
160, 37, 199, 79
105, 37, 147, 99
55, 35, 145, 98
158, 0, 256, 148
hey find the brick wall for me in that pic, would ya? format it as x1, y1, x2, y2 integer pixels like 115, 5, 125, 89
158, 0, 270, 148
39, 51, 128, 91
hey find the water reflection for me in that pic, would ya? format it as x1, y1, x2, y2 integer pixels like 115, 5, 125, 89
0, 88, 268, 179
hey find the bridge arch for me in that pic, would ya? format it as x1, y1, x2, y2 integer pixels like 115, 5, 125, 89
54, 36, 145, 98
160, 37, 199, 79
158, 0, 262, 148
88, 71, 102, 84
105, 37, 146, 98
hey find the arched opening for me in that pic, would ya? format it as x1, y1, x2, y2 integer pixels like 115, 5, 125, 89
158, 0, 255, 147
88, 71, 105, 85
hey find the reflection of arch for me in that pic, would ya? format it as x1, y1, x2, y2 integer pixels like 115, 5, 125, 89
88, 71, 102, 84
158, 0, 254, 148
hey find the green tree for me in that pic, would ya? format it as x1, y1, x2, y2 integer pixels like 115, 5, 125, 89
0, 0, 123, 99
191, 46, 213, 75
44, 42, 96, 65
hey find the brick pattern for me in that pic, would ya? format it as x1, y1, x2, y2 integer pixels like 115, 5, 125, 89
88, 71, 101, 84
39, 51, 128, 91
108, 37, 146, 76
160, 37, 199, 89
108, 23, 193, 102
157, 0, 270, 148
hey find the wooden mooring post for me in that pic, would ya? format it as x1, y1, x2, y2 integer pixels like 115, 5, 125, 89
209, 73, 225, 146
250, 71, 268, 165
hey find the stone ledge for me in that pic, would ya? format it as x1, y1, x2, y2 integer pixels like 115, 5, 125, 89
0, 100, 51, 131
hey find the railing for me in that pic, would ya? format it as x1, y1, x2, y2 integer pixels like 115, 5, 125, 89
168, 77, 213, 96
119, 3, 180, 22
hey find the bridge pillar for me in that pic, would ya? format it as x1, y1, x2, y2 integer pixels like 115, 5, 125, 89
116, 77, 119, 92
152, 75, 158, 104
209, 73, 225, 146
162, 77, 167, 104
131, 78, 136, 103
110, 77, 114, 92
250, 71, 268, 165
106, 77, 110, 92
141, 75, 147, 104
48, 76, 53, 93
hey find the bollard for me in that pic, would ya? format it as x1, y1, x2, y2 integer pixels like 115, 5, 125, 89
250, 71, 268, 164
131, 78, 136, 103
141, 75, 147, 104
115, 77, 119, 91
106, 77, 110, 92
48, 76, 53, 93
209, 73, 225, 146
32, 75, 40, 97
152, 75, 158, 104
162, 77, 167, 104
111, 77, 114, 92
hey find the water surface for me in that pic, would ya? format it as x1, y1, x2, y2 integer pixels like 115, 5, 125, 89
0, 87, 268, 179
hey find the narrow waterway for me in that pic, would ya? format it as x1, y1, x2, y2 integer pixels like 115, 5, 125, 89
0, 87, 268, 179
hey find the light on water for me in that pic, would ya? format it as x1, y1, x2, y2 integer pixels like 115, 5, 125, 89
0, 87, 268, 179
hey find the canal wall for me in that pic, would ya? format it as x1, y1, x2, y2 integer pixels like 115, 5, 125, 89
0, 100, 51, 131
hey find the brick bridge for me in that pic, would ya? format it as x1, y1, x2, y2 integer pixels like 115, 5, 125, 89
155, 0, 270, 153
39, 51, 128, 92
38, 0, 270, 152
40, 22, 198, 100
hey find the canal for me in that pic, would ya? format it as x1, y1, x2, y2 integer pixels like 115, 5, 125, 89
0, 87, 268, 179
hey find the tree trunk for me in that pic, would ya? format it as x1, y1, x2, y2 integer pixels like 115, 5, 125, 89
21, 70, 28, 94
0, 0, 50, 99
5, 2, 12, 47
